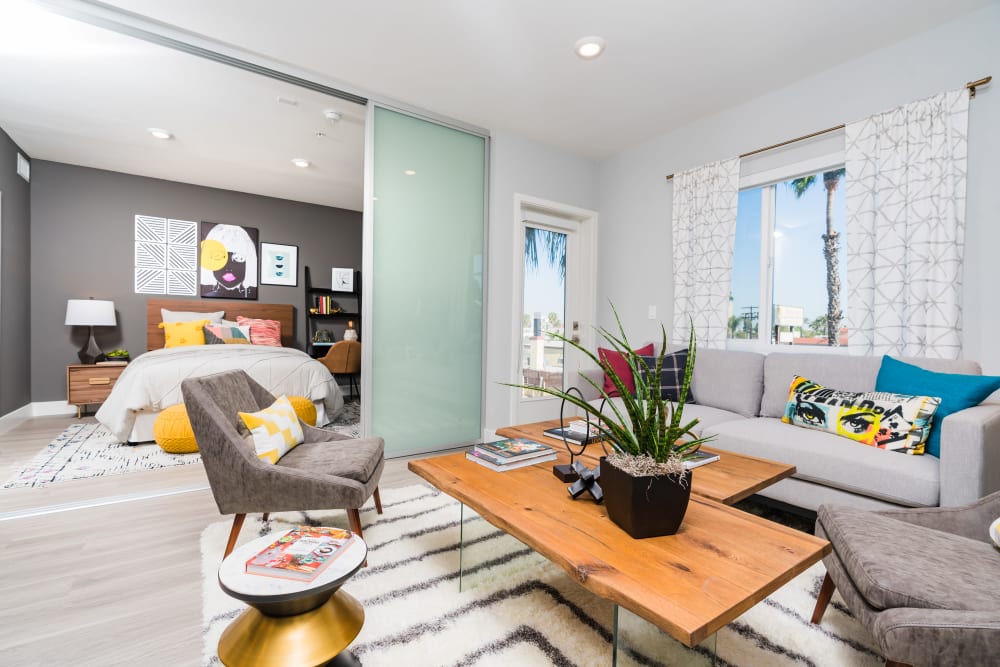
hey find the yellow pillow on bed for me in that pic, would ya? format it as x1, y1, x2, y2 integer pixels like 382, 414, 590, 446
238, 395, 305, 464
158, 319, 210, 348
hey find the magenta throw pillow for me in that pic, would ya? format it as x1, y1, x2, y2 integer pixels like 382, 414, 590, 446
599, 344, 655, 397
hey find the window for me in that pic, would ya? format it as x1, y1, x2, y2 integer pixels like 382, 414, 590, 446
729, 167, 848, 347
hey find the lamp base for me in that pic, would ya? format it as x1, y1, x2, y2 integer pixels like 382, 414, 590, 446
78, 327, 104, 364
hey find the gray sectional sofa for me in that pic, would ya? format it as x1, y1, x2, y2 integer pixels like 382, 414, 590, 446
580, 349, 1000, 511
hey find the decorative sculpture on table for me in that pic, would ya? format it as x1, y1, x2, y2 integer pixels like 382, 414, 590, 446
550, 387, 608, 503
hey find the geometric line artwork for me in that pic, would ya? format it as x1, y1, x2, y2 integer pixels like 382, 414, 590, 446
135, 215, 166, 243
166, 270, 197, 296
135, 268, 166, 294
167, 245, 197, 271
135, 214, 201, 294
135, 241, 166, 268
168, 219, 197, 246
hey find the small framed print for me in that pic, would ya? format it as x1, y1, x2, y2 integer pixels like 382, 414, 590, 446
332, 268, 354, 292
260, 243, 298, 286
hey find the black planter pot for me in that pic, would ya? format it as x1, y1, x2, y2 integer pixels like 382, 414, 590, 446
600, 457, 692, 538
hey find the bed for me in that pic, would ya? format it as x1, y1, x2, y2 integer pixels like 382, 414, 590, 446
95, 298, 344, 443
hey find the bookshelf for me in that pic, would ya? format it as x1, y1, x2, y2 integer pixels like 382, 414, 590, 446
304, 266, 361, 358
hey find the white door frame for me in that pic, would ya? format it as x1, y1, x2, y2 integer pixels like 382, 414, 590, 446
509, 193, 598, 425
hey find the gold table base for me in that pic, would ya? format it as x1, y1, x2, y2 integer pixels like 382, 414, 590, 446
219, 589, 364, 667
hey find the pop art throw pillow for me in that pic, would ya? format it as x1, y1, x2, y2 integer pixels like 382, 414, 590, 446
781, 375, 941, 455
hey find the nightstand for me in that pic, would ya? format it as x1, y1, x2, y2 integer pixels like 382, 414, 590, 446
67, 364, 126, 418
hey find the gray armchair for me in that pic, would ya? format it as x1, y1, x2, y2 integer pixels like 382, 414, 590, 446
812, 492, 1000, 666
181, 370, 384, 558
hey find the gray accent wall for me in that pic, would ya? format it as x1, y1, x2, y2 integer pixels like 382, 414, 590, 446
30, 161, 361, 401
0, 127, 31, 415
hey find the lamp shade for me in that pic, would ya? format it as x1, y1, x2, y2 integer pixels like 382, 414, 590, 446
65, 299, 116, 326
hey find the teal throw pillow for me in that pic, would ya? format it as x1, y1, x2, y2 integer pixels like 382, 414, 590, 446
875, 356, 1000, 458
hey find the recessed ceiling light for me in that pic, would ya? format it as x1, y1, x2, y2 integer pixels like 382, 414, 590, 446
147, 128, 173, 140
574, 36, 606, 59
403, 169, 416, 176
291, 158, 310, 168
324, 109, 343, 122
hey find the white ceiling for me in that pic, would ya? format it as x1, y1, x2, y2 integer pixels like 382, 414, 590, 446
0, 0, 992, 208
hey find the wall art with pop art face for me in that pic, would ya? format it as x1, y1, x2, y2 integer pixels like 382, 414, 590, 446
199, 222, 259, 299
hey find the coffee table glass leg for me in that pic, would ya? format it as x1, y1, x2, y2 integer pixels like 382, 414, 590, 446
459, 502, 465, 593
612, 604, 717, 665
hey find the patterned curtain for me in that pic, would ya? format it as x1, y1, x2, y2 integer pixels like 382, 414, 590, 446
845, 90, 969, 359
671, 158, 741, 348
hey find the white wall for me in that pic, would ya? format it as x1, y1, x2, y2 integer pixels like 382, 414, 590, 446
597, 3, 1000, 372
484, 130, 599, 430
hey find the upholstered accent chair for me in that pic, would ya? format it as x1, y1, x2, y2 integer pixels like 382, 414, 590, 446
812, 492, 1000, 666
319, 340, 361, 400
181, 369, 384, 558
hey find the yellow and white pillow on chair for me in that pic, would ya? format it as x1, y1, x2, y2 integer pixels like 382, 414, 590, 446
238, 395, 305, 463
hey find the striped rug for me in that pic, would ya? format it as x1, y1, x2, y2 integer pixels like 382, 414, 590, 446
200, 485, 883, 666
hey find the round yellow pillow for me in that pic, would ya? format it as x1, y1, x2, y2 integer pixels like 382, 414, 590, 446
285, 396, 318, 426
153, 404, 199, 454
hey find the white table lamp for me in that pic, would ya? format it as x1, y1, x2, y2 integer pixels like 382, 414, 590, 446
65, 298, 117, 364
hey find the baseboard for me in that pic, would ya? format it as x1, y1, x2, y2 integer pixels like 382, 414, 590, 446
31, 401, 77, 417
0, 403, 33, 434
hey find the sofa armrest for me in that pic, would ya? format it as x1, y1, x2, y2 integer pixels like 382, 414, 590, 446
939, 403, 1000, 506
574, 368, 604, 402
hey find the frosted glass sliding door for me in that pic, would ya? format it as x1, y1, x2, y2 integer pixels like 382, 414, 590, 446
370, 107, 486, 456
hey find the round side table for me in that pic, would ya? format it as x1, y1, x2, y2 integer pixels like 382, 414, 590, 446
217, 530, 368, 667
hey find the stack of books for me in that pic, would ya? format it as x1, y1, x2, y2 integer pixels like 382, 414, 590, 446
466, 437, 557, 472
542, 420, 603, 444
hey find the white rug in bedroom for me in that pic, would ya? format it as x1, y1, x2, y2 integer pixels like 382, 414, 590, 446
2, 423, 201, 489
201, 485, 883, 667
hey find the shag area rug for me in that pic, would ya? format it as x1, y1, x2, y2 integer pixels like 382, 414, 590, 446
201, 485, 883, 666
326, 397, 361, 439
2, 423, 201, 489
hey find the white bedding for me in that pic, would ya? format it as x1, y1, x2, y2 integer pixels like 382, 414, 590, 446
96, 345, 343, 442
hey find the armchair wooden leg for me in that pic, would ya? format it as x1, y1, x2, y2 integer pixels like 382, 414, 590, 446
811, 572, 836, 624
885, 661, 914, 667
373, 487, 383, 514
347, 508, 364, 539
224, 513, 247, 559
261, 513, 269, 522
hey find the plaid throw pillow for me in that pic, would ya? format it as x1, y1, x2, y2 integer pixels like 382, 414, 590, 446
636, 351, 694, 402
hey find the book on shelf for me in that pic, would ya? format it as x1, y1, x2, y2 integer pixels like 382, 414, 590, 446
465, 451, 557, 472
474, 437, 556, 462
245, 526, 353, 581
542, 420, 603, 445
683, 449, 720, 469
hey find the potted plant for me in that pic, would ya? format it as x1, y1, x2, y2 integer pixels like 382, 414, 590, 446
105, 348, 130, 363
511, 305, 712, 538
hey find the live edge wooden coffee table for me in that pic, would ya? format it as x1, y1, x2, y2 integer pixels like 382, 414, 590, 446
408, 419, 830, 663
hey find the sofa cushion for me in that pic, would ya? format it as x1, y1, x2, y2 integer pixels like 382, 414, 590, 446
691, 348, 764, 418
782, 375, 940, 454
760, 353, 982, 419
704, 418, 940, 507
599, 343, 654, 397
636, 351, 693, 402
876, 356, 1000, 458
818, 505, 1000, 611
590, 397, 743, 438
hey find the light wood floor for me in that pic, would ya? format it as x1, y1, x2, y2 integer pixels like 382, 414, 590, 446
0, 414, 434, 666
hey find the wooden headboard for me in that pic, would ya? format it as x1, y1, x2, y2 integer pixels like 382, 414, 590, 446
146, 298, 295, 350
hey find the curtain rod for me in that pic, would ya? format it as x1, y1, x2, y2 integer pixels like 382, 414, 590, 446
664, 75, 992, 181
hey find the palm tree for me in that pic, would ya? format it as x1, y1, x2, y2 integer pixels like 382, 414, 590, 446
524, 227, 566, 282
789, 168, 845, 346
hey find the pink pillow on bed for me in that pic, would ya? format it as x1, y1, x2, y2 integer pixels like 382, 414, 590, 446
236, 316, 282, 347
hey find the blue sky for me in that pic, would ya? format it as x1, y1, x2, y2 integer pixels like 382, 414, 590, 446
523, 229, 565, 323
731, 174, 847, 327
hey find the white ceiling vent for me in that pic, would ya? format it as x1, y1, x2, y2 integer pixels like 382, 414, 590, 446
16, 153, 30, 182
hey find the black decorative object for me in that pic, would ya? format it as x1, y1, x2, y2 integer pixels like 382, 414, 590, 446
551, 387, 609, 482
567, 460, 603, 503
600, 458, 692, 538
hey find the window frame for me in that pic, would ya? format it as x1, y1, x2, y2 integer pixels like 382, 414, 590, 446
727, 150, 848, 355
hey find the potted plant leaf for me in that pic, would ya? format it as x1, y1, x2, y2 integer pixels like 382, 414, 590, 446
509, 305, 712, 538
